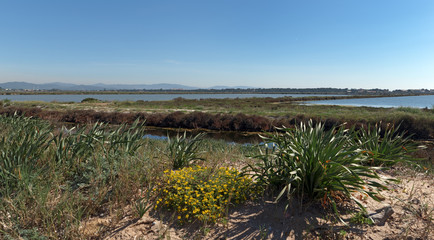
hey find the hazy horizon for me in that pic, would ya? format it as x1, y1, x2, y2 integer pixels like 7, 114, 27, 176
1, 80, 434, 91
1, 1, 433, 89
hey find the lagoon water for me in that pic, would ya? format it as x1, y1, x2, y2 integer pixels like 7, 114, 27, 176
144, 128, 262, 144
306, 95, 434, 108
0, 93, 336, 102
1, 93, 432, 108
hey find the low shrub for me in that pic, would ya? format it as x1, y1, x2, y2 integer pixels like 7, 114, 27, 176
354, 123, 419, 166
0, 99, 11, 107
81, 97, 101, 103
350, 211, 374, 225
155, 166, 257, 224
246, 121, 393, 219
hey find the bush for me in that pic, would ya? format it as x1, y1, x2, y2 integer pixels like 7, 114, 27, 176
155, 166, 257, 224
0, 98, 11, 107
354, 123, 419, 166
246, 121, 393, 218
81, 97, 101, 103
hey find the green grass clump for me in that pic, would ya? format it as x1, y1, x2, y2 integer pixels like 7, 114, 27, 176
0, 115, 150, 239
166, 132, 205, 170
155, 166, 257, 224
350, 211, 374, 225
0, 115, 52, 193
246, 121, 399, 219
355, 123, 419, 166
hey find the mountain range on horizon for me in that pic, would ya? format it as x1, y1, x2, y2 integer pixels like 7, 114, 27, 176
0, 81, 253, 91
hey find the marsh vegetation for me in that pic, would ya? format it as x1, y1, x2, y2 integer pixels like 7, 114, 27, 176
1, 96, 434, 139
0, 113, 431, 239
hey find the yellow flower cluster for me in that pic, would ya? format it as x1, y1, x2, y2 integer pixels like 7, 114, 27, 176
155, 166, 256, 223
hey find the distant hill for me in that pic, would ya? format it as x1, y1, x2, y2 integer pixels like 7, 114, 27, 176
208, 85, 253, 89
0, 82, 198, 90
92, 83, 198, 90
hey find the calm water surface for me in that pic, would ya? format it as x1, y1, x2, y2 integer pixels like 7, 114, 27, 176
144, 128, 262, 144
306, 95, 434, 108
0, 93, 337, 102
2, 93, 431, 108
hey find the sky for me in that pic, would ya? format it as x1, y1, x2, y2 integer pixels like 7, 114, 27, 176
0, 0, 433, 89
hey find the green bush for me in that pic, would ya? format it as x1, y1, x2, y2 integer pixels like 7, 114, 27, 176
246, 121, 393, 218
350, 211, 374, 225
81, 97, 101, 103
0, 98, 11, 107
354, 123, 419, 166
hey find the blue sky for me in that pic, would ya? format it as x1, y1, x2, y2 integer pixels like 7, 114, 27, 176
0, 0, 433, 89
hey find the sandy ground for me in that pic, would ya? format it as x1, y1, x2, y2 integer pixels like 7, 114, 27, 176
80, 144, 433, 240
79, 170, 432, 240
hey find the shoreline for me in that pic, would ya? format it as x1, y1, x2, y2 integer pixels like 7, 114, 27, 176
1, 103, 433, 140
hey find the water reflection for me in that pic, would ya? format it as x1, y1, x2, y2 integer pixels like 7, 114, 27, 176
144, 127, 262, 145
142, 134, 168, 141
305, 95, 434, 108
0, 93, 341, 103
56, 122, 264, 145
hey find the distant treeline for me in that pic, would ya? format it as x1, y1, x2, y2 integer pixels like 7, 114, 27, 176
179, 88, 433, 96
1, 87, 433, 96
0, 106, 432, 140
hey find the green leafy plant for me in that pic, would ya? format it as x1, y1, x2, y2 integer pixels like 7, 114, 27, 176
350, 211, 374, 225
52, 125, 98, 166
246, 120, 393, 219
166, 132, 205, 170
0, 115, 52, 193
106, 119, 147, 156
135, 186, 153, 219
338, 230, 348, 238
354, 123, 419, 166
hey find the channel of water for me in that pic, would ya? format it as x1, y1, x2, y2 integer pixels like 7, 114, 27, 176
144, 127, 262, 145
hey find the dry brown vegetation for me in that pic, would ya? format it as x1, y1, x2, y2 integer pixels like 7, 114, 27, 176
0, 105, 432, 139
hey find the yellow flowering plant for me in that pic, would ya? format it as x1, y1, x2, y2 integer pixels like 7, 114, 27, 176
155, 166, 257, 224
